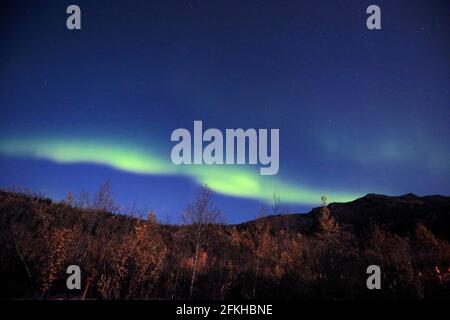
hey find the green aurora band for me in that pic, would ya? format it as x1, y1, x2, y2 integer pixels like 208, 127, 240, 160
0, 137, 361, 205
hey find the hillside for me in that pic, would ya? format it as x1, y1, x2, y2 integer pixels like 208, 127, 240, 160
1, 190, 449, 300
247, 193, 450, 239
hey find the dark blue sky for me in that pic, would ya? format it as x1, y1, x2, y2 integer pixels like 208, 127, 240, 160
1, 0, 449, 223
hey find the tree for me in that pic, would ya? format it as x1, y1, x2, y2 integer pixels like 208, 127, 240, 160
318, 195, 339, 235
241, 215, 272, 298
97, 212, 167, 299
127, 212, 167, 298
94, 179, 117, 212
64, 192, 75, 207
181, 186, 224, 299
41, 227, 76, 298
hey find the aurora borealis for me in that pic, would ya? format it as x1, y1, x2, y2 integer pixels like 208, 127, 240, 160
0, 136, 360, 205
0, 0, 449, 222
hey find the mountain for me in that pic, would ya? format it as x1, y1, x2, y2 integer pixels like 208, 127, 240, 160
243, 193, 450, 239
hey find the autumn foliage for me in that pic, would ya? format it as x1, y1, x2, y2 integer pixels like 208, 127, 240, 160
0, 187, 449, 300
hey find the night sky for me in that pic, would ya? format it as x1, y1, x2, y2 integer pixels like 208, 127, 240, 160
1, 0, 449, 223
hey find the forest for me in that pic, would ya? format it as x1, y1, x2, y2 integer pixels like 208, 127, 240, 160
0, 183, 449, 300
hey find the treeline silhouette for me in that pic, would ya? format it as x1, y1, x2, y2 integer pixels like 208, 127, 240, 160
0, 184, 449, 300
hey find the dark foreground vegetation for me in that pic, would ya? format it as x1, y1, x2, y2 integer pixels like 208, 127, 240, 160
1, 185, 449, 300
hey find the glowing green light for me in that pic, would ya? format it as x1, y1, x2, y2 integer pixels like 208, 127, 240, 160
0, 138, 171, 175
0, 137, 361, 205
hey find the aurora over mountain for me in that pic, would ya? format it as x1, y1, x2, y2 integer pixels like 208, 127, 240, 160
0, 0, 449, 222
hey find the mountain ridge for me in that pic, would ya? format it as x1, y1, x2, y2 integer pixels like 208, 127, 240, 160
241, 193, 450, 239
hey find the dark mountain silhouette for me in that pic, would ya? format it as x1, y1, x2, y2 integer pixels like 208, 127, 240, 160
243, 193, 450, 240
